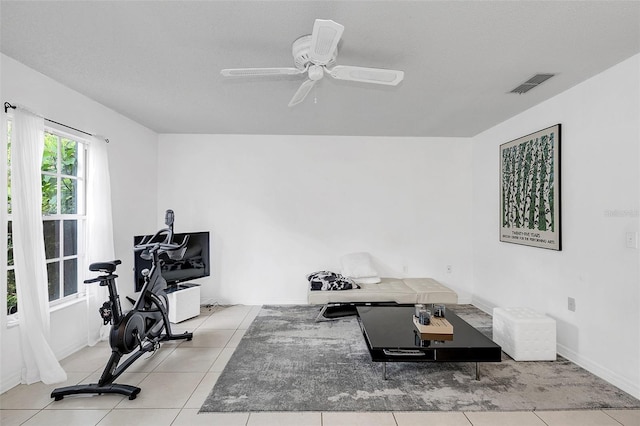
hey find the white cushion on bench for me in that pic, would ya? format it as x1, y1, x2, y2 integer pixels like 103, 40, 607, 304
403, 278, 459, 304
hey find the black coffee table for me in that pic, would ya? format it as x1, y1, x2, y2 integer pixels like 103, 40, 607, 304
356, 305, 501, 380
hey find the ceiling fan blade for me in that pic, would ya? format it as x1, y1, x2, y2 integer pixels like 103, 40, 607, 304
288, 79, 316, 107
329, 65, 404, 86
221, 67, 303, 77
308, 19, 344, 65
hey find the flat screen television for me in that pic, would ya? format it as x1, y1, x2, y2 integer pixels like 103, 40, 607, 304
133, 231, 210, 292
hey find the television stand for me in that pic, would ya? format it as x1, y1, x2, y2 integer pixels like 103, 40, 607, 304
165, 283, 200, 323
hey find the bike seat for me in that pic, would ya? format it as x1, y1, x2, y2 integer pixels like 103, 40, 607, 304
89, 260, 122, 273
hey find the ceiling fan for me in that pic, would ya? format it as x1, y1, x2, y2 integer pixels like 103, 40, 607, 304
220, 19, 405, 107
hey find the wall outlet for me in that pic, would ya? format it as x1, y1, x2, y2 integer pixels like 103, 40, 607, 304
626, 232, 638, 249
446, 265, 452, 274
402, 265, 409, 274
568, 297, 576, 312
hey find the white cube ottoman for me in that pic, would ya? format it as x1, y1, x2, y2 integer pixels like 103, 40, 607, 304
492, 307, 556, 361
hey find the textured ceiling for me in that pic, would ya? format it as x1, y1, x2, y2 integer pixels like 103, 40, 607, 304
1, 1, 639, 137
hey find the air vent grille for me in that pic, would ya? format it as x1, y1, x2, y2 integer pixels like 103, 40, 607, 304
510, 73, 555, 94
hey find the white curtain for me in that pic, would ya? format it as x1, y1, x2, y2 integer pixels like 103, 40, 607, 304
85, 136, 115, 346
11, 109, 67, 384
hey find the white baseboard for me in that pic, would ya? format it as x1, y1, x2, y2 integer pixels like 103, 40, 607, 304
0, 371, 21, 394
556, 343, 640, 400
1, 340, 87, 395
470, 295, 496, 315
470, 295, 640, 400
55, 340, 88, 362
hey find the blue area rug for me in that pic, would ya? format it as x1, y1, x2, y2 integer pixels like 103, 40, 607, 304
201, 305, 640, 412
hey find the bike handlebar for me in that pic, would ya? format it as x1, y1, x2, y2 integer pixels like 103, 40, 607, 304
134, 228, 189, 255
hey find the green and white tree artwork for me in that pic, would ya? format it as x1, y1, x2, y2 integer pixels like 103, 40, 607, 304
500, 124, 561, 250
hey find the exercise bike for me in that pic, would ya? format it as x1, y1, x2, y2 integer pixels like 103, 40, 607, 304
51, 210, 193, 400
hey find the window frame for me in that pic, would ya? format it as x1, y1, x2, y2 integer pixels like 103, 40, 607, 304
5, 118, 89, 322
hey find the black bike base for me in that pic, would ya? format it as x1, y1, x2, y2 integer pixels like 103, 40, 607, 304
163, 330, 193, 342
51, 383, 141, 401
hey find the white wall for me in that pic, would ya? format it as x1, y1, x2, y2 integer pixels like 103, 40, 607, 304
3, 49, 638, 400
157, 135, 474, 305
0, 54, 158, 392
471, 54, 640, 398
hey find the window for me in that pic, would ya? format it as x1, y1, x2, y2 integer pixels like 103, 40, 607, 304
6, 121, 87, 316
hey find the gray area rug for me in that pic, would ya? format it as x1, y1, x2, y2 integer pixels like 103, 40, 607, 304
201, 305, 640, 412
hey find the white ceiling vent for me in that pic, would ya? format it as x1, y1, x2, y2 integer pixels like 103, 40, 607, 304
510, 74, 555, 94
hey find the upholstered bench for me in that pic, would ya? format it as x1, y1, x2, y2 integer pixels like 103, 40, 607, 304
492, 307, 557, 361
308, 277, 458, 320
307, 253, 458, 320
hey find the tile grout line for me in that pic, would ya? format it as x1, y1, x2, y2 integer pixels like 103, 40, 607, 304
532, 409, 551, 426
600, 409, 626, 426
462, 412, 473, 425
171, 305, 252, 426
391, 411, 400, 426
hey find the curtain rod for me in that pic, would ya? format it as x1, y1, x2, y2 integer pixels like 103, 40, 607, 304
4, 101, 109, 143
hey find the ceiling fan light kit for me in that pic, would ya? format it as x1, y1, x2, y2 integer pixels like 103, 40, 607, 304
220, 19, 405, 107
308, 65, 324, 81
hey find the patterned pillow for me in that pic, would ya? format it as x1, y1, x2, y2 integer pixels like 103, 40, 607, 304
306, 271, 359, 291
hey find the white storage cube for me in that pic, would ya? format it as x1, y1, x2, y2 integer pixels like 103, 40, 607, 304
166, 284, 201, 323
492, 307, 556, 361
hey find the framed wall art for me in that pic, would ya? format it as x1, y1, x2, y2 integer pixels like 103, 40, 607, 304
500, 124, 561, 250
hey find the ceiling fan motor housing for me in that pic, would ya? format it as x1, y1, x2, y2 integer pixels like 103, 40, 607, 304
292, 35, 337, 71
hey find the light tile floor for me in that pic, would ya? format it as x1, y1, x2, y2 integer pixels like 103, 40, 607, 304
1, 305, 639, 426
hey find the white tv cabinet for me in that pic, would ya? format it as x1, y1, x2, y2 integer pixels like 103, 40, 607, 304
165, 283, 200, 323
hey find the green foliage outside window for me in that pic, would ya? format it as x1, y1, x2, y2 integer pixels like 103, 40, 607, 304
6, 127, 83, 315
41, 134, 79, 215
6, 121, 14, 314
7, 224, 16, 314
